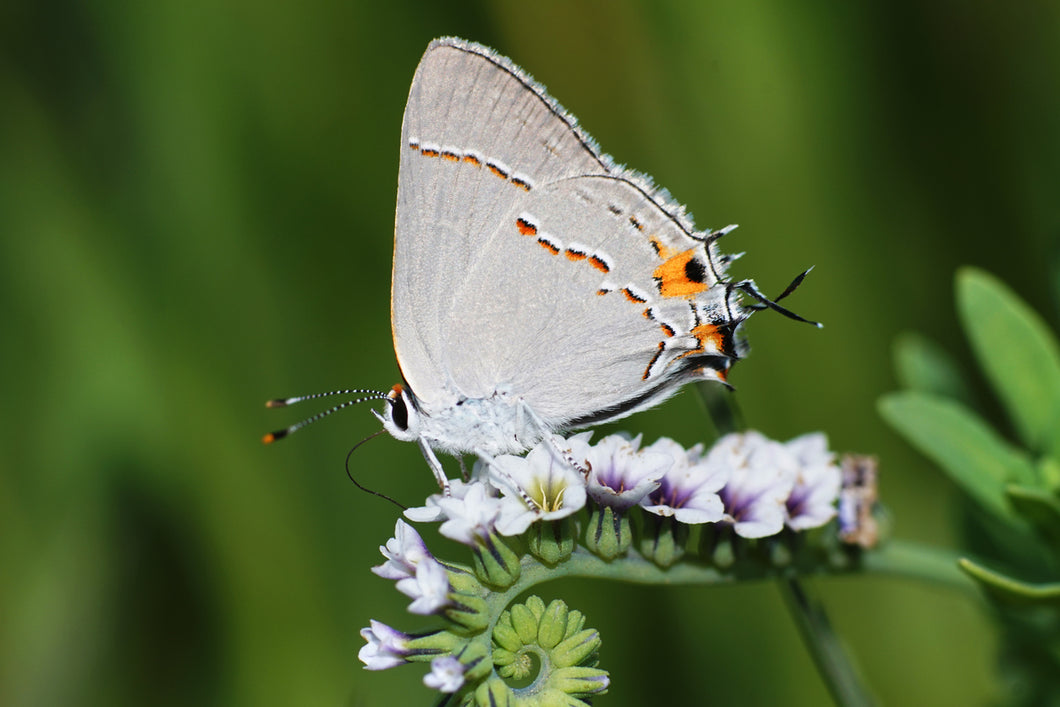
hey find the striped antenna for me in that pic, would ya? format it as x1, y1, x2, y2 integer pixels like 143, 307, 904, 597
263, 388, 390, 444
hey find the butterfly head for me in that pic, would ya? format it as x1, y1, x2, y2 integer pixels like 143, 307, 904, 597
375, 383, 422, 443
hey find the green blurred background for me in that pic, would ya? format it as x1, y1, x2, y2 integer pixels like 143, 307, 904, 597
3, 1, 1058, 704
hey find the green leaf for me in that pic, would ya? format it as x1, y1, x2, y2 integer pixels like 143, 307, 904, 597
893, 331, 976, 406
1007, 484, 1060, 550
958, 557, 1060, 605
956, 267, 1060, 459
1040, 456, 1060, 493
878, 391, 1036, 521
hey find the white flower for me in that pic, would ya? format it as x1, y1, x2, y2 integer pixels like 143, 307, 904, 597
423, 654, 466, 693
490, 438, 588, 536
435, 480, 507, 545
404, 478, 479, 522
580, 433, 671, 511
784, 433, 841, 531
715, 432, 798, 538
372, 519, 432, 580
395, 556, 451, 615
640, 437, 728, 523
358, 620, 411, 670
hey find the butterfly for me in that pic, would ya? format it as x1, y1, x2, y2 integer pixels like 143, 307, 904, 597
266, 38, 815, 488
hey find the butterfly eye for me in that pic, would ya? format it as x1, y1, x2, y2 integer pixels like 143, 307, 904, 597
389, 392, 409, 431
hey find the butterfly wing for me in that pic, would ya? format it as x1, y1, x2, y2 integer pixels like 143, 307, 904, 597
393, 38, 611, 403
394, 38, 747, 428
443, 173, 745, 428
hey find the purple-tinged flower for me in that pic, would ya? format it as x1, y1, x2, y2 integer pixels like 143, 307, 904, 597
423, 655, 466, 693
490, 438, 587, 536
396, 556, 452, 615
358, 620, 413, 670
715, 432, 798, 538
372, 519, 432, 580
579, 434, 671, 510
640, 437, 728, 523
435, 480, 507, 545
784, 433, 841, 531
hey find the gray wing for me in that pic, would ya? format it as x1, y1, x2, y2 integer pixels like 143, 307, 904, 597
443, 174, 743, 428
392, 38, 612, 401
394, 38, 745, 424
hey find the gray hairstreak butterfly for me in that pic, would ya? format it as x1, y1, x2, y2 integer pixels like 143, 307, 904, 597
266, 38, 817, 487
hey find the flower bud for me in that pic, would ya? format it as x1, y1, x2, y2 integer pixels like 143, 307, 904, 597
584, 504, 631, 560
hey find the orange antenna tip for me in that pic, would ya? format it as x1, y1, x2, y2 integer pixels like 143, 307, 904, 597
262, 429, 287, 444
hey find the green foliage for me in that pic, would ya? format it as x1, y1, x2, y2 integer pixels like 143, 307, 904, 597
892, 332, 976, 408
878, 392, 1036, 522
957, 269, 1060, 460
881, 267, 1060, 703
957, 559, 1060, 607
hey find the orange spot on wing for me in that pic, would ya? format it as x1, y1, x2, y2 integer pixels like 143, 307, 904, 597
674, 323, 727, 363
653, 248, 709, 298
659, 323, 675, 337
565, 249, 587, 261
462, 154, 482, 167
516, 218, 537, 236
441, 151, 459, 162
643, 342, 666, 380
538, 239, 560, 255
622, 288, 646, 304
690, 324, 725, 353
420, 148, 439, 157
588, 255, 610, 273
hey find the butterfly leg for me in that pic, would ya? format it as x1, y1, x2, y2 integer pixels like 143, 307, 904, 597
519, 403, 590, 477
476, 446, 540, 510
546, 436, 590, 477
418, 438, 451, 494
514, 402, 527, 448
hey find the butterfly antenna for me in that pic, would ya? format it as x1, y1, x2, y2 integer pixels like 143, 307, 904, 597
345, 431, 407, 510
265, 388, 390, 408
736, 276, 822, 328
773, 266, 814, 303
262, 388, 390, 443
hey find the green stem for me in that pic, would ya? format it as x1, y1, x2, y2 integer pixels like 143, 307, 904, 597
861, 539, 980, 597
481, 538, 977, 639
695, 381, 743, 436
779, 577, 874, 706
774, 541, 978, 706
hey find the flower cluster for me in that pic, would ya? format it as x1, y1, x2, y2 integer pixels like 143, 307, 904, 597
358, 429, 864, 705
406, 430, 842, 546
